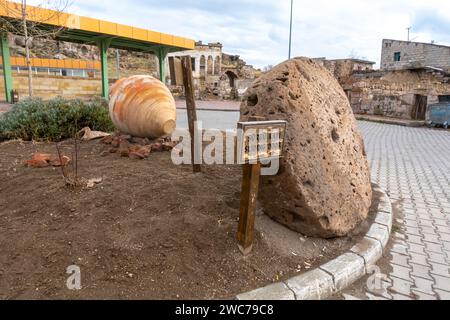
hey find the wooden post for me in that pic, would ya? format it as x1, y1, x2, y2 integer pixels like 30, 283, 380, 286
237, 163, 261, 255
181, 56, 202, 173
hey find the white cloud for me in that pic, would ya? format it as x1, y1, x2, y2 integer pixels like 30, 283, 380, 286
25, 0, 450, 69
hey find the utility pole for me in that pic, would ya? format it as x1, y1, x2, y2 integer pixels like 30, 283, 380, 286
407, 26, 411, 42
288, 0, 293, 59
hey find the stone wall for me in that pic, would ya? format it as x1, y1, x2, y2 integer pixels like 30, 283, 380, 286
381, 39, 450, 71
166, 42, 223, 81
0, 73, 101, 100
166, 41, 259, 100
344, 69, 450, 119
313, 58, 375, 82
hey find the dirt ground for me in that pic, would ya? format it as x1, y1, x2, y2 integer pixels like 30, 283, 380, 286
0, 139, 377, 300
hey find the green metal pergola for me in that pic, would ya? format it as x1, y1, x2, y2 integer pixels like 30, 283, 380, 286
0, 2, 195, 102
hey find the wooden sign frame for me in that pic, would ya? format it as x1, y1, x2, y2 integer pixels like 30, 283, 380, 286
237, 120, 287, 165
236, 120, 287, 255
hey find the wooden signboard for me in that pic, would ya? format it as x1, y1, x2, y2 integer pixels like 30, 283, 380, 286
236, 120, 287, 255
237, 121, 287, 164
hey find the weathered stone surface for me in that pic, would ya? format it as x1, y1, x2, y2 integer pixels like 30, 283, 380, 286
236, 282, 295, 300
240, 57, 372, 238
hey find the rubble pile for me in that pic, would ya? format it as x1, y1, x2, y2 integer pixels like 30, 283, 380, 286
100, 132, 178, 160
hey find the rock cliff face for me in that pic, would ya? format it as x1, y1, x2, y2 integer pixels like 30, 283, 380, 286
8, 35, 158, 78
240, 57, 372, 238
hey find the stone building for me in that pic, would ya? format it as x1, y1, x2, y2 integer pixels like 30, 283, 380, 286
320, 40, 450, 121
381, 39, 450, 71
343, 67, 450, 120
166, 41, 259, 100
313, 58, 375, 82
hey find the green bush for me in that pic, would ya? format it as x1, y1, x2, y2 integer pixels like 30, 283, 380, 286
0, 97, 115, 142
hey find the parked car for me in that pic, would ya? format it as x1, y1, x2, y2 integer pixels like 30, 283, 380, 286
428, 103, 450, 129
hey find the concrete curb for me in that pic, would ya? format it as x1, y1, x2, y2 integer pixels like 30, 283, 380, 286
356, 116, 425, 128
236, 185, 393, 301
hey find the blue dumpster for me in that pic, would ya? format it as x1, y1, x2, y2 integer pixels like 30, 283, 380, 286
428, 103, 450, 129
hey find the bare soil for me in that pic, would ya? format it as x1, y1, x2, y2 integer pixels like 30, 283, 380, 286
0, 139, 376, 300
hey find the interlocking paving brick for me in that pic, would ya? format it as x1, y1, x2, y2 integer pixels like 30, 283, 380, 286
424, 242, 444, 254
405, 226, 422, 237
432, 274, 450, 292
366, 293, 390, 301
390, 252, 409, 267
389, 276, 414, 297
442, 241, 450, 251
408, 243, 427, 256
434, 219, 450, 227
412, 276, 435, 295
366, 279, 393, 300
427, 252, 449, 265
390, 264, 412, 281
410, 263, 433, 281
390, 293, 414, 300
429, 262, 450, 278
422, 233, 441, 244
405, 220, 419, 228
420, 226, 437, 236
406, 234, 424, 245
408, 252, 428, 267
435, 290, 450, 300
412, 289, 437, 300
439, 231, 450, 240
419, 219, 434, 228
391, 243, 408, 255
353, 122, 450, 301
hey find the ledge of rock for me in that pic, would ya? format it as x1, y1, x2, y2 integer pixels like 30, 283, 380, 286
240, 57, 372, 238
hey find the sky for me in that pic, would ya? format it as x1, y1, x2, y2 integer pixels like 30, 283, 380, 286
26, 0, 450, 69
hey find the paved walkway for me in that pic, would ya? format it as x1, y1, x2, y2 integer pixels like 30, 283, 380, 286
175, 99, 240, 111
355, 114, 425, 128
348, 121, 450, 300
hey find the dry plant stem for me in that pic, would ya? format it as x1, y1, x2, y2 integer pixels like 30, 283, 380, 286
55, 142, 67, 179
74, 134, 78, 181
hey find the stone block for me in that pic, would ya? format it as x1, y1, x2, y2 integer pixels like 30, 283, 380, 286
320, 253, 366, 291
285, 269, 335, 300
236, 282, 295, 301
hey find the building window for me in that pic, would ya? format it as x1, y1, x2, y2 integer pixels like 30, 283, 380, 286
191, 57, 196, 71
394, 52, 401, 62
438, 95, 450, 103
200, 55, 206, 77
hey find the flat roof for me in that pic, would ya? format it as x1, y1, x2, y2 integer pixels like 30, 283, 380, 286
383, 39, 450, 50
313, 57, 376, 65
0, 0, 195, 53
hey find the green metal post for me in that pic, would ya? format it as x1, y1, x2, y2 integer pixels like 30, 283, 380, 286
100, 39, 111, 100
158, 48, 168, 83
1, 34, 13, 103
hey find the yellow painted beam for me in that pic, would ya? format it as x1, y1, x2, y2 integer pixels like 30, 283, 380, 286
0, 0, 195, 50
0, 55, 101, 71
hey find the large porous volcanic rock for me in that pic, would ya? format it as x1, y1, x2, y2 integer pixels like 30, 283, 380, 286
240, 57, 372, 238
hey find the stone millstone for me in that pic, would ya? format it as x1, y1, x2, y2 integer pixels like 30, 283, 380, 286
240, 57, 372, 238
